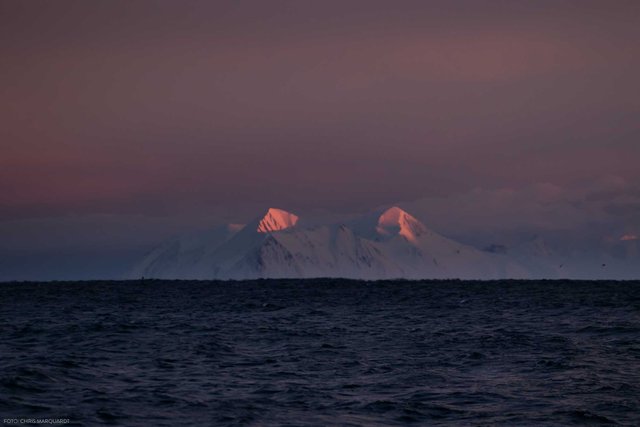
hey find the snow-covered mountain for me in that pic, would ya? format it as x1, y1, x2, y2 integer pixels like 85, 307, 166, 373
130, 207, 528, 280
493, 233, 640, 280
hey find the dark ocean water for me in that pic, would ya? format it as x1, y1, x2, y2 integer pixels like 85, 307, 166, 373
1, 280, 639, 426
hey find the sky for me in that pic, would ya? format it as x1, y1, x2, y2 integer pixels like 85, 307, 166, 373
1, 1, 639, 279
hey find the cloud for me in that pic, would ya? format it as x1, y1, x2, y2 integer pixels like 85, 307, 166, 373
401, 176, 640, 238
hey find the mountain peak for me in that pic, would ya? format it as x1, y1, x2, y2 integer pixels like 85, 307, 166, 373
378, 206, 409, 222
376, 207, 426, 241
256, 208, 299, 233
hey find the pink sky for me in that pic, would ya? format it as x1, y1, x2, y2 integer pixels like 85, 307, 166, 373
1, 1, 639, 279
1, 1, 639, 221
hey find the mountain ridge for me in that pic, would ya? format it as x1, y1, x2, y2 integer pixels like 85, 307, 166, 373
131, 206, 640, 280
131, 206, 532, 280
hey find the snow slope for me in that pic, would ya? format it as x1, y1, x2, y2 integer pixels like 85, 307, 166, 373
131, 207, 530, 280
503, 234, 640, 280
349, 207, 526, 279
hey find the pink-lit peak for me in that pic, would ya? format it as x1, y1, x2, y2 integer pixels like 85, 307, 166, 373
256, 208, 299, 233
376, 207, 427, 241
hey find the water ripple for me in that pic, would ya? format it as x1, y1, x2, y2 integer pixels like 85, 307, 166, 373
0, 279, 639, 426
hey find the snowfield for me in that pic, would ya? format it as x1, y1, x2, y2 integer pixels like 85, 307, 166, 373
131, 207, 640, 280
